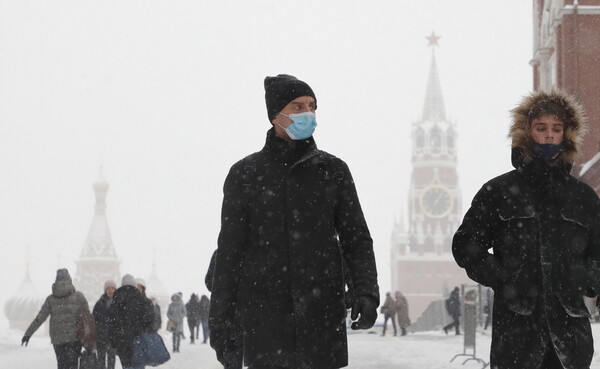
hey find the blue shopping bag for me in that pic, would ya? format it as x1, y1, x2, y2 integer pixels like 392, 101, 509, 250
132, 332, 171, 366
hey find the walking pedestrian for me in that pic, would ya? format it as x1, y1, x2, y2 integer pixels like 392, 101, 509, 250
394, 291, 411, 336
108, 274, 154, 369
150, 297, 162, 333
209, 74, 379, 369
167, 293, 186, 353
198, 295, 210, 344
443, 287, 460, 335
185, 294, 201, 344
93, 280, 117, 369
380, 292, 397, 336
452, 90, 600, 368
22, 268, 89, 369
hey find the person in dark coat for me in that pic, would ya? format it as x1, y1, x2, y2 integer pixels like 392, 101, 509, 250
380, 292, 397, 336
108, 274, 154, 369
198, 295, 210, 344
210, 74, 380, 369
22, 268, 89, 369
93, 280, 117, 369
135, 278, 157, 333
185, 293, 201, 344
443, 287, 460, 335
452, 90, 600, 369
150, 296, 162, 332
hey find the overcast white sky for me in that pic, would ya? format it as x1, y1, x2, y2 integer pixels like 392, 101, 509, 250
0, 0, 532, 316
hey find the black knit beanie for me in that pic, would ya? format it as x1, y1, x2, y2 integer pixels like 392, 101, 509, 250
264, 74, 317, 122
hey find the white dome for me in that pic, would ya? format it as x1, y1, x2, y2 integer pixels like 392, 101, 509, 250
4, 273, 44, 324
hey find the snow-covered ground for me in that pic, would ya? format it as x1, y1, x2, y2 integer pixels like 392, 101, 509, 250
4, 324, 600, 368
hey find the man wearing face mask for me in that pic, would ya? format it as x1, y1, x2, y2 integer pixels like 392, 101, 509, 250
209, 74, 379, 369
452, 90, 600, 369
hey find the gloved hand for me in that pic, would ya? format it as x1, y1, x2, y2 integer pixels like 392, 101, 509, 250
21, 335, 30, 346
350, 296, 378, 330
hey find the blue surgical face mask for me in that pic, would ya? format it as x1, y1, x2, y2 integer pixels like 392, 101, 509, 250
278, 111, 317, 140
532, 142, 563, 163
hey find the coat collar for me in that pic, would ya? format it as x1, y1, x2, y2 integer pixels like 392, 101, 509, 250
263, 127, 319, 167
511, 147, 571, 201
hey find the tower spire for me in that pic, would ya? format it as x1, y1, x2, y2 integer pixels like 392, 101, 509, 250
422, 32, 446, 122
74, 168, 121, 303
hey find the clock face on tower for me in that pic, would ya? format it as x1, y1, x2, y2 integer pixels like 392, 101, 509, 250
419, 184, 453, 218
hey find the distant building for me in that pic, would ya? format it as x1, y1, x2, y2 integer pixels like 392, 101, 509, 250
4, 263, 44, 332
390, 34, 471, 321
74, 170, 121, 305
532, 0, 600, 189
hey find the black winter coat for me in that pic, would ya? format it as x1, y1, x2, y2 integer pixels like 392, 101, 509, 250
198, 296, 210, 321
186, 299, 202, 322
92, 293, 114, 350
210, 129, 379, 369
445, 290, 460, 319
108, 285, 154, 367
453, 149, 600, 369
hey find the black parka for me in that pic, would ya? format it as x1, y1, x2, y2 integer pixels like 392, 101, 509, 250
108, 285, 154, 367
445, 289, 460, 319
92, 293, 114, 350
210, 129, 379, 369
452, 90, 600, 369
186, 296, 201, 322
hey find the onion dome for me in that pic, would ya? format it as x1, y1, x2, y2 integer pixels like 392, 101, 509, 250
4, 269, 44, 331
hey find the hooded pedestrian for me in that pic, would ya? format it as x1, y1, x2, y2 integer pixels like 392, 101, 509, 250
108, 274, 154, 369
93, 280, 117, 369
452, 90, 600, 369
167, 293, 186, 353
22, 268, 89, 369
209, 74, 379, 369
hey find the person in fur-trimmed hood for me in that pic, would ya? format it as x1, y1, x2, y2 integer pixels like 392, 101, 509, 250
452, 90, 600, 369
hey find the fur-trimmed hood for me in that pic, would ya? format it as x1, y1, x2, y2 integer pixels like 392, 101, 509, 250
509, 89, 586, 165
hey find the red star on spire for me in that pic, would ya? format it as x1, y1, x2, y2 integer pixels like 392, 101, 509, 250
426, 31, 441, 47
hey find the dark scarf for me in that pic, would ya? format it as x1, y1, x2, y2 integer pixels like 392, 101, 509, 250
511, 147, 571, 208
